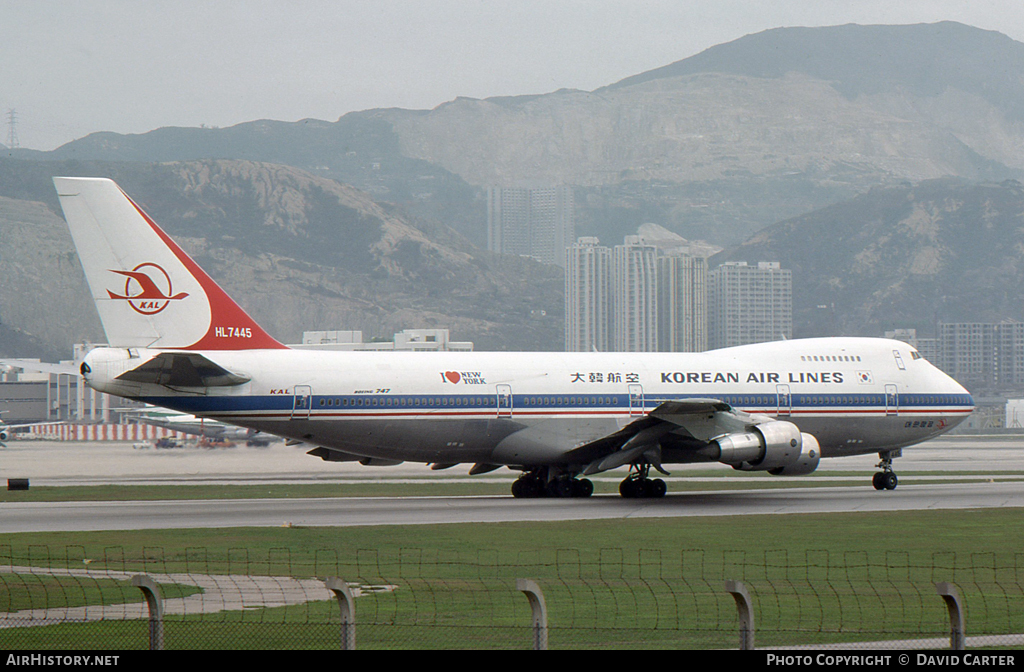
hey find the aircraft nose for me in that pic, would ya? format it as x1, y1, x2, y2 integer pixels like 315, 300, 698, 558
951, 378, 974, 411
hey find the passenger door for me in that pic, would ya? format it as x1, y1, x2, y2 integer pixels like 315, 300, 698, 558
291, 385, 312, 420
496, 384, 513, 418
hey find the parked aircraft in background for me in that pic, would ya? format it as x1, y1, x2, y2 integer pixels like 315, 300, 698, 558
125, 406, 273, 445
0, 413, 51, 448
54, 177, 974, 497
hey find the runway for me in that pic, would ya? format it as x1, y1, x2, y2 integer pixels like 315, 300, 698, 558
2, 435, 1024, 533
2, 481, 1023, 533
3, 434, 1024, 486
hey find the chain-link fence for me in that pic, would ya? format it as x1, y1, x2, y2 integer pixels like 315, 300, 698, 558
1, 546, 1021, 649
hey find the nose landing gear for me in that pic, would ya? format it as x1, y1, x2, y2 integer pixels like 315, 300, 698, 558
872, 455, 899, 491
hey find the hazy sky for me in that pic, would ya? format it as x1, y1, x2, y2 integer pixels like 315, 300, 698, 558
2, 0, 1022, 150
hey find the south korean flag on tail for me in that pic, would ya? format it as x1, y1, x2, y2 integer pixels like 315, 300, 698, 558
857, 371, 874, 384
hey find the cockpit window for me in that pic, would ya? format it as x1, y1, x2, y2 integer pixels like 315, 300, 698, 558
911, 351, 922, 360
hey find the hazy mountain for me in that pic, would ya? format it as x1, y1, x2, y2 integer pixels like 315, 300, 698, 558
0, 159, 563, 358
606, 22, 1024, 117
0, 194, 99, 358
16, 22, 1024, 247
6, 22, 1024, 358
714, 178, 1024, 338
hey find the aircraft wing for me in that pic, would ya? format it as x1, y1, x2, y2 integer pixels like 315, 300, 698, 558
564, 398, 753, 475
0, 420, 69, 446
115, 352, 250, 388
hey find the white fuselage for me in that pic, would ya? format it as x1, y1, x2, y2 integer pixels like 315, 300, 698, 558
81, 337, 973, 469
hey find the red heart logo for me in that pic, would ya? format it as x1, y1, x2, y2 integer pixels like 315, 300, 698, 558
445, 371, 461, 384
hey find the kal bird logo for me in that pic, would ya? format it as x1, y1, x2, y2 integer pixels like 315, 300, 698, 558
107, 263, 188, 315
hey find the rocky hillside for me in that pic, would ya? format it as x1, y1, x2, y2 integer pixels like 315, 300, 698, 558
0, 159, 563, 358
715, 178, 1024, 338
22, 22, 1024, 246
0, 195, 95, 360
6, 22, 1024, 358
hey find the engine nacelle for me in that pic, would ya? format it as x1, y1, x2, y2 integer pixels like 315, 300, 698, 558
713, 420, 805, 472
768, 432, 821, 476
0, 428, 8, 442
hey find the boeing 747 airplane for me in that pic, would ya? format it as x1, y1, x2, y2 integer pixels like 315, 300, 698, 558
54, 177, 974, 498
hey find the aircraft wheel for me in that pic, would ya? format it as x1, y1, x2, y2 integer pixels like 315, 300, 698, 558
547, 478, 575, 498
620, 477, 666, 498
883, 472, 898, 491
512, 477, 544, 498
573, 478, 594, 498
872, 471, 898, 491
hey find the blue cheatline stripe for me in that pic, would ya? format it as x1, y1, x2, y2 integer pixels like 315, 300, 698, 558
141, 392, 973, 417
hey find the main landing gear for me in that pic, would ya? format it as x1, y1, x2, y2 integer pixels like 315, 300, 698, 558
511, 470, 594, 498
872, 455, 899, 491
619, 464, 667, 499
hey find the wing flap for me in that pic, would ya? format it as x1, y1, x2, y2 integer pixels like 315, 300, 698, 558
568, 398, 740, 476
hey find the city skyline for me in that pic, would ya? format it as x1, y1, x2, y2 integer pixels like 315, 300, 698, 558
565, 233, 781, 355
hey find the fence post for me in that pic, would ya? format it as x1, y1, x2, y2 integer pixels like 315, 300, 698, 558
725, 580, 755, 650
516, 578, 548, 650
936, 582, 965, 651
325, 577, 356, 650
131, 575, 164, 650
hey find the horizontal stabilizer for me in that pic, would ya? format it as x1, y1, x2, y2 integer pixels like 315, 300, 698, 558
0, 359, 80, 376
116, 352, 250, 387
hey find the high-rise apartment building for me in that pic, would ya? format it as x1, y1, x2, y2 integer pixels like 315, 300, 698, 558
657, 253, 708, 352
564, 233, 789, 355
885, 328, 941, 364
487, 186, 574, 267
613, 236, 659, 352
564, 238, 613, 352
938, 321, 1024, 391
708, 261, 792, 350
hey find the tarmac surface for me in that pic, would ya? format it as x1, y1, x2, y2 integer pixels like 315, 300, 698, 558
1, 435, 1023, 533
2, 481, 1024, 533
2, 434, 1023, 487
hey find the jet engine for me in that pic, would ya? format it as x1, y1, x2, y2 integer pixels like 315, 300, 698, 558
0, 428, 7, 442
711, 420, 819, 474
767, 432, 820, 476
